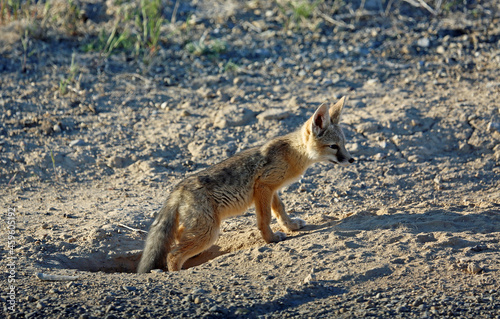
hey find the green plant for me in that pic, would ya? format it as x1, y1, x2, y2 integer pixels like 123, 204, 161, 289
222, 60, 239, 73
83, 22, 134, 56
135, 0, 164, 57
59, 52, 79, 95
21, 29, 29, 72
278, 0, 323, 30
49, 149, 58, 181
84, 0, 166, 62
0, 0, 21, 23
64, 0, 81, 35
186, 32, 227, 57
441, 0, 461, 13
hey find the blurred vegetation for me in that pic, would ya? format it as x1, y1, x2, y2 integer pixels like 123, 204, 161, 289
1, 0, 498, 59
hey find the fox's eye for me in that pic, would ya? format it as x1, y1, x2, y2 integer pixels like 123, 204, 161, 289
329, 145, 339, 150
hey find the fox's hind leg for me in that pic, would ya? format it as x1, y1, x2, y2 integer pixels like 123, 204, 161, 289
167, 206, 220, 271
271, 193, 306, 231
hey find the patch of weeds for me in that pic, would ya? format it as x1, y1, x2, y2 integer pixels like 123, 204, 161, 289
277, 0, 323, 31
84, 0, 166, 64
49, 149, 59, 181
135, 0, 164, 57
186, 32, 227, 57
62, 0, 81, 35
83, 22, 134, 57
59, 52, 79, 96
221, 60, 240, 74
0, 0, 29, 23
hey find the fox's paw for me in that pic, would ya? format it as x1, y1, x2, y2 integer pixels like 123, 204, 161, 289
271, 231, 287, 243
287, 218, 307, 231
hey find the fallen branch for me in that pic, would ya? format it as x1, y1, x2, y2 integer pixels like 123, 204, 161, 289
36, 273, 79, 281
403, 0, 438, 16
118, 223, 148, 234
317, 11, 355, 30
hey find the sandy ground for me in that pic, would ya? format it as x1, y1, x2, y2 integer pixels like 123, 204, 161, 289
1, 0, 500, 318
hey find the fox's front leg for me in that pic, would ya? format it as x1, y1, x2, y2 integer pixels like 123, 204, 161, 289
272, 193, 306, 231
254, 187, 286, 243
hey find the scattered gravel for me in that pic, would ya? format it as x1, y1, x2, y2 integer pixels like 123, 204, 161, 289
1, 0, 500, 318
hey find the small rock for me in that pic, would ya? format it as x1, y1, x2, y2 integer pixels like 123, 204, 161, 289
397, 306, 409, 313
321, 75, 340, 86
417, 37, 430, 48
197, 87, 216, 98
416, 233, 437, 243
69, 139, 85, 147
150, 269, 163, 273
487, 122, 500, 133
407, 155, 424, 163
412, 298, 424, 307
229, 96, 241, 104
187, 141, 207, 158
160, 102, 168, 109
53, 124, 62, 132
209, 305, 220, 312
353, 101, 366, 108
467, 262, 483, 274
470, 244, 488, 252
356, 122, 378, 134
121, 286, 136, 292
234, 308, 249, 315
436, 46, 446, 55
213, 105, 254, 129
27, 296, 37, 302
107, 155, 127, 168
257, 109, 290, 122
303, 273, 316, 285
287, 96, 303, 109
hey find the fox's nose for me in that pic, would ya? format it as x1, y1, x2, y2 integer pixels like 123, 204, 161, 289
348, 158, 355, 163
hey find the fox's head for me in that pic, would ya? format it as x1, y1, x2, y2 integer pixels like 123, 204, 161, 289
303, 97, 354, 167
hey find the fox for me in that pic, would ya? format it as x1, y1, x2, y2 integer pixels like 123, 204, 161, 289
137, 97, 354, 273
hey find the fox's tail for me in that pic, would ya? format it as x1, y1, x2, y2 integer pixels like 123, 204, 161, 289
137, 202, 178, 273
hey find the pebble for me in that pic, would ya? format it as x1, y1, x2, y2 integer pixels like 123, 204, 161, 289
416, 233, 437, 243
213, 105, 254, 128
256, 108, 290, 122
466, 262, 483, 274
417, 37, 430, 48
69, 139, 85, 147
356, 122, 378, 134
107, 155, 127, 168
487, 122, 500, 133
407, 155, 424, 163
150, 269, 163, 273
287, 96, 303, 109
303, 273, 316, 285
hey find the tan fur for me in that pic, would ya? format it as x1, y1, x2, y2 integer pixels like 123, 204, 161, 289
137, 97, 354, 273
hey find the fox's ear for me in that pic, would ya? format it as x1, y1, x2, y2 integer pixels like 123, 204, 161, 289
330, 96, 347, 124
311, 102, 330, 136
